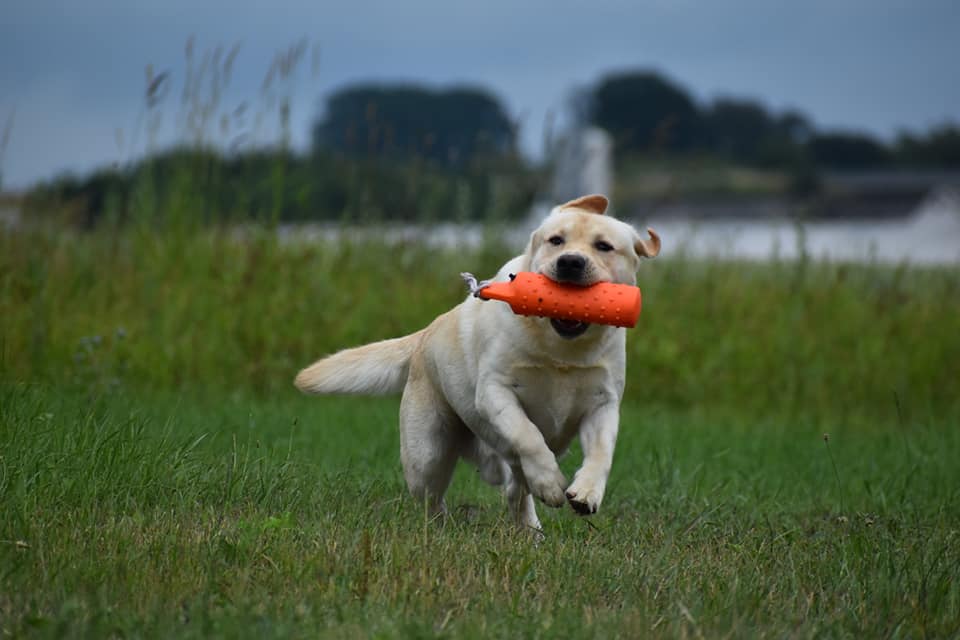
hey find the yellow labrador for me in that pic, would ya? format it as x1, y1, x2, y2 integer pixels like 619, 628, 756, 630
295, 195, 660, 530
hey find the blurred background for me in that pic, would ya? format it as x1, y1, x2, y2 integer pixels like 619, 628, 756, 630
2, 0, 959, 261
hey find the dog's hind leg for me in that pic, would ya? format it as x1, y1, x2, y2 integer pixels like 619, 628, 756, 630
506, 472, 542, 533
399, 367, 463, 517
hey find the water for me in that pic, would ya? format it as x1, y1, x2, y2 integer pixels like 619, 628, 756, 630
637, 189, 960, 265
273, 189, 960, 266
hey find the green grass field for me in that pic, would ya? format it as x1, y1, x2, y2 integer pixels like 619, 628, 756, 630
2, 227, 959, 637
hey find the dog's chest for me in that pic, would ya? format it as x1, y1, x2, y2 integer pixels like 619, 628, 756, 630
509, 365, 608, 451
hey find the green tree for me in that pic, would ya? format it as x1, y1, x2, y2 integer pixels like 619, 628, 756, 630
807, 132, 891, 169
312, 85, 515, 168
895, 124, 960, 168
704, 99, 815, 169
587, 70, 703, 155
704, 98, 774, 162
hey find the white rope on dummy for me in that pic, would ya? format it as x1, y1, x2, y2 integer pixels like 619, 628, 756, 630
459, 272, 496, 298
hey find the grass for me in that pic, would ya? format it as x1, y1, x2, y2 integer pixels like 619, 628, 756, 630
3, 227, 957, 420
3, 386, 958, 638
2, 225, 960, 637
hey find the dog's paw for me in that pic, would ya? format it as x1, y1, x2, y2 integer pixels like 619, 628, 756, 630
530, 473, 567, 508
564, 476, 604, 516
537, 485, 567, 508
521, 458, 567, 508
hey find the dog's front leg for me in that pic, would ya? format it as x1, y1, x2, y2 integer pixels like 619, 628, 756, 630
475, 380, 567, 508
565, 402, 619, 515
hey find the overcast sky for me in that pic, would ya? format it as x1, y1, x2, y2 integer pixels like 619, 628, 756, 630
2, 0, 958, 189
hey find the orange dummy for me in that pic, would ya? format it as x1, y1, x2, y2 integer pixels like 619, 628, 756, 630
462, 272, 641, 328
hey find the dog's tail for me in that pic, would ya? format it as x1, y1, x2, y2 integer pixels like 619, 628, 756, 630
294, 330, 424, 396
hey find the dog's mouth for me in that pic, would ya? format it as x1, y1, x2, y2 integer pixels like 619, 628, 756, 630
550, 318, 590, 339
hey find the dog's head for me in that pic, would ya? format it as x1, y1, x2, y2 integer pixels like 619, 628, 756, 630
525, 194, 660, 339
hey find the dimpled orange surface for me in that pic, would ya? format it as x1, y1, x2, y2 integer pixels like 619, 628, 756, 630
477, 272, 642, 328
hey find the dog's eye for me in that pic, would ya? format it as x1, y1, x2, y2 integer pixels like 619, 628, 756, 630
548, 235, 565, 246
594, 240, 614, 252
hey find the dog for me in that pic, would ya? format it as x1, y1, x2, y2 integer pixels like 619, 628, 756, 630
295, 194, 660, 531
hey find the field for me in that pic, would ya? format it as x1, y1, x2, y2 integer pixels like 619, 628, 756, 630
2, 226, 960, 638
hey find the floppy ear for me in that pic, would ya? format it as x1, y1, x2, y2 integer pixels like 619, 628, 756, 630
635, 227, 661, 258
558, 194, 609, 215
520, 228, 541, 270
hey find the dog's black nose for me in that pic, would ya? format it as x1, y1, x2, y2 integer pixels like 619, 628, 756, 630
557, 253, 587, 272
556, 254, 587, 282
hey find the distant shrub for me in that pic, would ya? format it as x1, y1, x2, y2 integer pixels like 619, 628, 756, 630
807, 132, 891, 169
21, 148, 540, 228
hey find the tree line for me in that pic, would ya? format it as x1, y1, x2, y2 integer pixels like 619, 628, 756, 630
584, 70, 959, 170
22, 69, 959, 227
24, 84, 534, 228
